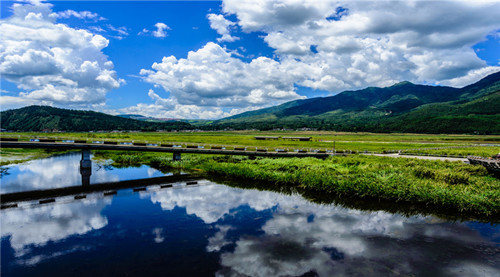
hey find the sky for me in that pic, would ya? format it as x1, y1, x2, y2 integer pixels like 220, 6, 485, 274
1, 0, 499, 119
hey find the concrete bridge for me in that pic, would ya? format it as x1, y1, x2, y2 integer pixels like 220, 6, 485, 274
1, 139, 337, 186
468, 156, 500, 175
0, 140, 334, 160
0, 139, 337, 208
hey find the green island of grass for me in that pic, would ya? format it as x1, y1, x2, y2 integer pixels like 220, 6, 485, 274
98, 151, 500, 222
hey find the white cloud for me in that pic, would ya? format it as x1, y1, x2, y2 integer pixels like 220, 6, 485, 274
137, 43, 305, 119
0, 152, 123, 193
438, 66, 500, 87
207, 13, 239, 42
140, 22, 171, 38
136, 0, 500, 119
220, 0, 500, 89
1, 198, 110, 259
152, 228, 165, 243
52, 10, 105, 21
106, 24, 129, 39
88, 25, 106, 33
142, 182, 498, 277
152, 22, 170, 38
0, 1, 123, 109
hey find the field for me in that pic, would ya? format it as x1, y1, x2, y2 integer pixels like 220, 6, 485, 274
2, 131, 500, 156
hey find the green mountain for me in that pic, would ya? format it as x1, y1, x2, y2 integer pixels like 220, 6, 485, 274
0, 106, 193, 132
2, 72, 498, 134
213, 71, 500, 134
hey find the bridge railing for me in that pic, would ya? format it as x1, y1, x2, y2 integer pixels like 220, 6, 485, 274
1, 136, 352, 154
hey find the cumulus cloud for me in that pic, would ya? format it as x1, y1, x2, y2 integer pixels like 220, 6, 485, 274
152, 22, 170, 38
207, 13, 239, 42
135, 0, 500, 119
0, 1, 123, 109
142, 182, 499, 276
137, 42, 305, 119
221, 0, 500, 88
0, 152, 132, 193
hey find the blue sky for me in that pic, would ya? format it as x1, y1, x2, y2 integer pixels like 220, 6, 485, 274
1, 0, 499, 119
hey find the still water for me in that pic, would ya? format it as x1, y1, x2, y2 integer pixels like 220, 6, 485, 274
0, 152, 165, 193
1, 153, 499, 276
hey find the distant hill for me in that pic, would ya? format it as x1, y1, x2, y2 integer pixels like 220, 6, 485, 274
0, 106, 193, 132
117, 114, 181, 122
212, 71, 500, 134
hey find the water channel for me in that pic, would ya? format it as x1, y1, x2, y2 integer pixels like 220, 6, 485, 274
1, 152, 499, 276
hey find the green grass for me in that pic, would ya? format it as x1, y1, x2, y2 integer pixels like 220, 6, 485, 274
196, 156, 499, 218
3, 131, 500, 155
403, 146, 500, 158
0, 148, 68, 166
99, 151, 500, 221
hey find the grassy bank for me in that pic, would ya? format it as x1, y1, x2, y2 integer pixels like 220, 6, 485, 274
0, 148, 68, 166
101, 151, 500, 221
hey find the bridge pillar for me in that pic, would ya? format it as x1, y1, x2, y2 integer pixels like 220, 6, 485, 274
80, 150, 92, 186
173, 152, 181, 161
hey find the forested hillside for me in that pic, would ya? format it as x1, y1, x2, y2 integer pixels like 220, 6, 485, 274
0, 106, 192, 132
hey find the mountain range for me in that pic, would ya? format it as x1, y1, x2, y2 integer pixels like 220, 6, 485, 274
212, 71, 500, 134
1, 71, 499, 134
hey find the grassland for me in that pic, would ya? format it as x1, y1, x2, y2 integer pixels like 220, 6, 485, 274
3, 131, 500, 155
402, 147, 500, 158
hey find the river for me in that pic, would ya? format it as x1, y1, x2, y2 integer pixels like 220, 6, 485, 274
1, 153, 499, 276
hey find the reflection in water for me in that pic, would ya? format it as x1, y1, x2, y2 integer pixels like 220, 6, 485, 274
1, 181, 499, 276
1, 197, 111, 265
0, 152, 165, 193
148, 185, 500, 276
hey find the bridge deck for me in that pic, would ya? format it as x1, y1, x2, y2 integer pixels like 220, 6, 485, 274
0, 141, 336, 158
468, 156, 500, 172
1, 174, 203, 205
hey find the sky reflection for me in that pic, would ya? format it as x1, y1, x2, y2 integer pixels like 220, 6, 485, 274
0, 152, 164, 193
1, 181, 499, 277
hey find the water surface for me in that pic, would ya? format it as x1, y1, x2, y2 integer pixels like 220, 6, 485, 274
1, 181, 499, 276
0, 152, 165, 193
1, 154, 499, 276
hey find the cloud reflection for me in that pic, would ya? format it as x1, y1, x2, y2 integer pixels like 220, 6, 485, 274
1, 153, 119, 193
1, 198, 111, 260
147, 184, 285, 223
145, 182, 500, 277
